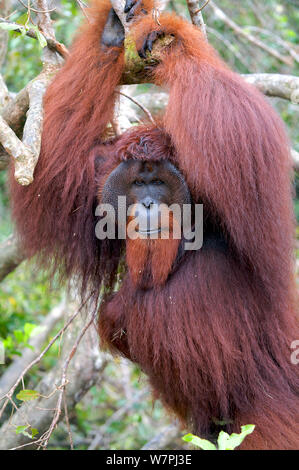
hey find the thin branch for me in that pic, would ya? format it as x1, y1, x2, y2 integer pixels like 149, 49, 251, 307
0, 0, 67, 181
209, 1, 293, 66
15, 74, 50, 184
1, 85, 29, 135
0, 0, 10, 68
0, 297, 89, 411
0, 84, 30, 170
244, 26, 299, 64
117, 90, 156, 125
17, 0, 56, 13
32, 0, 54, 39
39, 307, 98, 449
63, 391, 74, 450
0, 299, 66, 397
0, 74, 10, 109
207, 26, 250, 70
0, 18, 69, 58
88, 388, 149, 449
186, 0, 210, 39
0, 234, 25, 282
0, 300, 108, 450
75, 0, 90, 23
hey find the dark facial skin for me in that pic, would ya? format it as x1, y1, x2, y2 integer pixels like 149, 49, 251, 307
101, 8, 125, 48
128, 161, 174, 208
101, 160, 190, 207
99, 160, 191, 234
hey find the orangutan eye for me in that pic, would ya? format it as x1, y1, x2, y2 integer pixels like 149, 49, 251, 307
133, 180, 145, 186
152, 179, 164, 185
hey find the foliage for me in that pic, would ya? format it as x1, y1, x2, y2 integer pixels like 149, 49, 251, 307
0, 0, 298, 450
0, 262, 62, 355
2, 1, 83, 92
183, 424, 255, 450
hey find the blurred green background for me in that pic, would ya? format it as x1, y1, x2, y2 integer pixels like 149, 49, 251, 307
0, 0, 298, 449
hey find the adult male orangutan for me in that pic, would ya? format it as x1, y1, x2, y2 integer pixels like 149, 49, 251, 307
10, 0, 299, 449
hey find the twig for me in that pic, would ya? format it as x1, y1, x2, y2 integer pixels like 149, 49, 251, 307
0, 299, 66, 397
0, 74, 10, 109
88, 388, 149, 449
40, 307, 98, 449
209, 1, 293, 66
0, 0, 10, 68
63, 391, 74, 450
244, 26, 299, 64
0, 18, 69, 58
75, 0, 90, 23
0, 299, 108, 450
17, 0, 56, 13
207, 26, 250, 70
117, 91, 156, 125
186, 0, 210, 39
0, 297, 90, 415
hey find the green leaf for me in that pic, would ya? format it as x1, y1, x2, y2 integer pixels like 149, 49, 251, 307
13, 330, 24, 343
3, 336, 13, 349
24, 323, 37, 338
217, 424, 255, 450
217, 431, 231, 450
285, 29, 296, 39
0, 23, 22, 32
16, 389, 40, 402
182, 433, 217, 450
35, 29, 47, 48
31, 428, 39, 438
15, 425, 29, 434
15, 425, 39, 439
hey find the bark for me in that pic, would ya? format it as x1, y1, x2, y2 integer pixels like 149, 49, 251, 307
0, 235, 25, 282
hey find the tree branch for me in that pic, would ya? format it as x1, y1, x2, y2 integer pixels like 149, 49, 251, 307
0, 295, 107, 450
0, 0, 62, 184
0, 18, 69, 59
209, 1, 293, 66
243, 73, 299, 104
0, 0, 10, 68
0, 74, 10, 109
186, 0, 210, 39
0, 234, 25, 282
110, 0, 130, 33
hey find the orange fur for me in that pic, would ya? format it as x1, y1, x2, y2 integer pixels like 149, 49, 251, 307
10, 1, 299, 449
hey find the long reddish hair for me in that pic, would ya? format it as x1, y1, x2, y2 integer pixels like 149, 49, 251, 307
10, 0, 299, 449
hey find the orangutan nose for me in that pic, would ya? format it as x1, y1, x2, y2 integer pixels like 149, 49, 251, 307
141, 197, 155, 209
